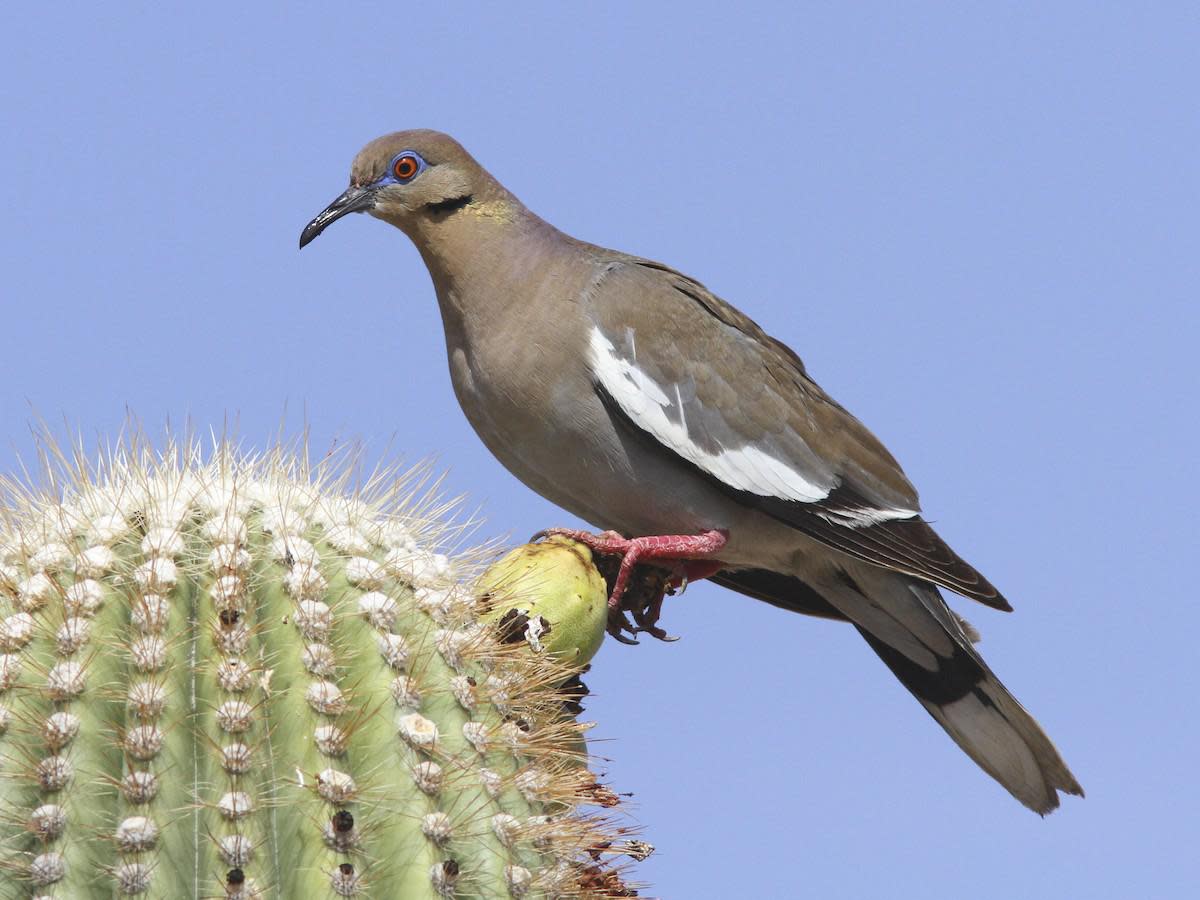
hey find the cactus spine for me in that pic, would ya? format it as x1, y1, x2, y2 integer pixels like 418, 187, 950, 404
0, 440, 641, 898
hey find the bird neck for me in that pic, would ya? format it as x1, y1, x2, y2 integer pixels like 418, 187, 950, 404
400, 195, 567, 334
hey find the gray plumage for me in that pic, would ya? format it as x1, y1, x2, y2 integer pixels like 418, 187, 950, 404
301, 130, 1083, 815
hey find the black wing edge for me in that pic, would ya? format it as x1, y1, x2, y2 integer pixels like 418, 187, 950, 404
762, 485, 1010, 611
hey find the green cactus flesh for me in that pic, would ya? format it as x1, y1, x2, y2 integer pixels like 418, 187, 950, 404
0, 443, 641, 898
477, 538, 609, 670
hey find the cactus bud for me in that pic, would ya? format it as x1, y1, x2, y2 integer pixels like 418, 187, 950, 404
478, 536, 609, 667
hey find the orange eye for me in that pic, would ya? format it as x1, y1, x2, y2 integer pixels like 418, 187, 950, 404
393, 155, 420, 181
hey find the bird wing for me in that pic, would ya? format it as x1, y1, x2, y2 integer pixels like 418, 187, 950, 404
581, 257, 1008, 609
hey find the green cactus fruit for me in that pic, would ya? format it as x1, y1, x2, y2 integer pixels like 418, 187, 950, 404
0, 440, 643, 898
478, 538, 609, 669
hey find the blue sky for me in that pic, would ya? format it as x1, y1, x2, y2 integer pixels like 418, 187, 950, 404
1, 3, 1196, 897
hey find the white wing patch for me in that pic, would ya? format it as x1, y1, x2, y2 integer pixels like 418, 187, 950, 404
816, 504, 918, 527
589, 328, 835, 504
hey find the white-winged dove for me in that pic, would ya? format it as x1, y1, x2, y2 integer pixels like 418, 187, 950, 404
301, 130, 1082, 815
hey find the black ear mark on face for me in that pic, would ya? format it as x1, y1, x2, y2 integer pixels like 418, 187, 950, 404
424, 194, 473, 215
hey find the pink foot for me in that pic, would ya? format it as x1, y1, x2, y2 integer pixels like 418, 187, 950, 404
534, 527, 728, 642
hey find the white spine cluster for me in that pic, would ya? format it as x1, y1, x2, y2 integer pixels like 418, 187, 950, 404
0, 440, 638, 899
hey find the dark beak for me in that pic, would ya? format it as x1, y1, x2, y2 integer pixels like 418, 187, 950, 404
299, 184, 379, 248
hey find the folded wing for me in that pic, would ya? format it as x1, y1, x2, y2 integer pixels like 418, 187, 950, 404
584, 258, 1007, 609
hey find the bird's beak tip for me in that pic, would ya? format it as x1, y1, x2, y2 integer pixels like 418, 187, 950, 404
299, 184, 378, 250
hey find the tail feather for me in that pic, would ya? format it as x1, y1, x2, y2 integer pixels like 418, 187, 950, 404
822, 569, 1083, 814
858, 622, 1083, 814
715, 564, 1082, 812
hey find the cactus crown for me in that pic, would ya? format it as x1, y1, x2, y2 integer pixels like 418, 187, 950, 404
0, 436, 641, 898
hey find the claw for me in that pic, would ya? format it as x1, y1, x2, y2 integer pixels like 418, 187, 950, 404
675, 571, 688, 596
630, 588, 681, 641
606, 608, 641, 645
632, 622, 680, 642
533, 526, 727, 647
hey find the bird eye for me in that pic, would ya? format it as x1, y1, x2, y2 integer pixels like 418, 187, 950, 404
392, 153, 422, 182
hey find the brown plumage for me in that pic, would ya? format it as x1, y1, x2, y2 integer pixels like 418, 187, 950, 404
301, 129, 1083, 815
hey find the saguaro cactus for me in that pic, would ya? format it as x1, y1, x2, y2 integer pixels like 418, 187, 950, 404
0, 440, 642, 898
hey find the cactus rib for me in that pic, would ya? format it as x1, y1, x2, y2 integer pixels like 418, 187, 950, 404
0, 439, 643, 899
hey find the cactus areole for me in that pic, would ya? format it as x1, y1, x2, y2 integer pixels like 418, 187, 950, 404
0, 440, 643, 898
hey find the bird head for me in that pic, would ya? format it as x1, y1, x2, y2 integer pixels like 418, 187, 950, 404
299, 130, 493, 248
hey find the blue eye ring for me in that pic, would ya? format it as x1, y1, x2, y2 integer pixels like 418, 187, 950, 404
388, 151, 426, 184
